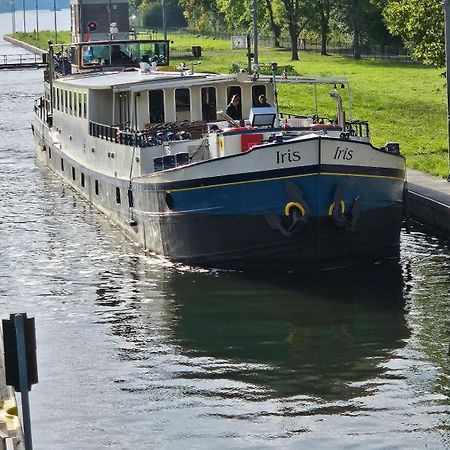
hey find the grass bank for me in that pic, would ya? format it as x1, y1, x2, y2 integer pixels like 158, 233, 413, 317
8, 30, 449, 178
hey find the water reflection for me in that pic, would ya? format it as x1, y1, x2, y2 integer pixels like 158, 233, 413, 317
94, 260, 408, 403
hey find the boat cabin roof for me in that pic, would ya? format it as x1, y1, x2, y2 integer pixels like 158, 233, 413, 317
54, 71, 349, 92
55, 71, 236, 91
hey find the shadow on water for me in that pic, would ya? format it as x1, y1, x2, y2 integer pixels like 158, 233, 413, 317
95, 258, 409, 402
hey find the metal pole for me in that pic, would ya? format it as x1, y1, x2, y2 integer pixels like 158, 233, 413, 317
22, 0, 26, 33
246, 34, 251, 74
252, 0, 258, 64
14, 314, 33, 450
443, 0, 450, 180
53, 0, 57, 44
11, 0, 16, 33
35, 0, 39, 40
162, 0, 167, 40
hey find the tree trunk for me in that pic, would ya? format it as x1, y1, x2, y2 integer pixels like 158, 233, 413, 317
264, 0, 281, 47
289, 21, 299, 60
353, 26, 361, 59
350, 0, 362, 59
319, 1, 330, 56
320, 13, 328, 55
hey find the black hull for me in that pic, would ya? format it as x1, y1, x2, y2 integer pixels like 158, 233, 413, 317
159, 204, 403, 271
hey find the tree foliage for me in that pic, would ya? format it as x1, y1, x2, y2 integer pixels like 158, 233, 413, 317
136, 0, 445, 65
381, 0, 444, 66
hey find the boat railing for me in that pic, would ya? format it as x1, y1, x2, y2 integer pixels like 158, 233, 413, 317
34, 96, 52, 126
346, 120, 370, 138
88, 120, 205, 148
280, 112, 331, 125
89, 121, 120, 143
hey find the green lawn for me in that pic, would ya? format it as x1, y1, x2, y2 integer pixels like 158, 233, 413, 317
9, 30, 450, 178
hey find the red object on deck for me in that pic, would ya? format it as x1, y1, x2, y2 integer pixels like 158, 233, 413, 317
240, 133, 264, 152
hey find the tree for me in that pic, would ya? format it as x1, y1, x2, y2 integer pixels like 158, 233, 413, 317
181, 0, 224, 32
334, 0, 387, 59
309, 0, 333, 55
142, 0, 187, 29
381, 0, 445, 66
278, 0, 312, 60
263, 0, 282, 47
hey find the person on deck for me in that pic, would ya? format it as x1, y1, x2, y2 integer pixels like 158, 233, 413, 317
226, 95, 242, 120
257, 94, 271, 107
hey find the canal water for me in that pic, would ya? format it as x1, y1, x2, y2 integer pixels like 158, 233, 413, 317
1, 13, 450, 449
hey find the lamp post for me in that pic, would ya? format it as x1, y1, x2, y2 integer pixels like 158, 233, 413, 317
35, 0, 39, 39
442, 0, 450, 180
162, 0, 167, 40
252, 0, 258, 64
11, 0, 16, 33
53, 0, 57, 43
22, 0, 26, 33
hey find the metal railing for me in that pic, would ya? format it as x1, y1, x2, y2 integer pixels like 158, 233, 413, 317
0, 53, 46, 68
89, 120, 207, 147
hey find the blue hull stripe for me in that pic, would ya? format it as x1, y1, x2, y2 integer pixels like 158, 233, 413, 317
169, 172, 404, 217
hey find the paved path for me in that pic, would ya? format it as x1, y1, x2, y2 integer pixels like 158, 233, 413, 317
406, 169, 450, 237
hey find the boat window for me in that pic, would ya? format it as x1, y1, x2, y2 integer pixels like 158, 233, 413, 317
149, 90, 164, 123
61, 158, 64, 171
175, 88, 191, 122
77, 93, 82, 118
56, 88, 60, 111
69, 91, 73, 115
81, 173, 85, 187
48, 147, 52, 159
139, 42, 168, 65
71, 167, 76, 180
73, 92, 78, 117
201, 87, 217, 122
227, 86, 242, 118
83, 93, 87, 119
116, 187, 121, 204
252, 85, 267, 106
95, 180, 99, 195
64, 90, 68, 114
128, 189, 134, 208
118, 93, 130, 128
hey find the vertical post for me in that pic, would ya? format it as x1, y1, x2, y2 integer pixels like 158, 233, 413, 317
14, 314, 33, 450
252, 0, 258, 64
442, 0, 450, 180
11, 0, 16, 33
53, 0, 57, 43
22, 0, 26, 33
246, 34, 252, 74
271, 62, 279, 127
49, 41, 54, 113
162, 0, 167, 40
35, 0, 39, 40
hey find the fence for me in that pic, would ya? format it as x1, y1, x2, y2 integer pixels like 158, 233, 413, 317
141, 28, 413, 63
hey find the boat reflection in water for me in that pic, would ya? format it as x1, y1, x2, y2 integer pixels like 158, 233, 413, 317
95, 259, 408, 401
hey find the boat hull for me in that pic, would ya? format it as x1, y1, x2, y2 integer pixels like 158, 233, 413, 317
33, 121, 405, 271
157, 204, 402, 270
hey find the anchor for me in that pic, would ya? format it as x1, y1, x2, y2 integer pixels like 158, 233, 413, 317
264, 182, 310, 238
329, 184, 360, 231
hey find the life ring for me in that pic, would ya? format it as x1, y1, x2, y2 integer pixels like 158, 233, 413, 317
328, 200, 345, 216
285, 201, 306, 217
